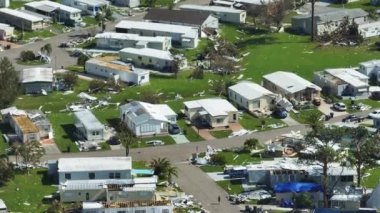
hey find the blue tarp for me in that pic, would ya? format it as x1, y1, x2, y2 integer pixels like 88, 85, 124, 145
274, 182, 322, 193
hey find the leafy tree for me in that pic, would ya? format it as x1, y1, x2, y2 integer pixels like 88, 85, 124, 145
19, 50, 36, 61
61, 72, 78, 90
145, 0, 157, 7
0, 156, 14, 186
210, 153, 227, 165
150, 158, 169, 177
244, 138, 260, 151
166, 165, 178, 183
293, 193, 313, 209
303, 110, 323, 135
345, 127, 380, 187
89, 79, 106, 93
262, 0, 286, 30
46, 200, 63, 213
211, 78, 226, 96
19, 141, 46, 174
191, 66, 204, 79
77, 54, 90, 66
300, 127, 345, 207
41, 43, 52, 56
367, 8, 378, 20
0, 57, 19, 108
171, 59, 180, 79
140, 90, 160, 104
118, 123, 136, 156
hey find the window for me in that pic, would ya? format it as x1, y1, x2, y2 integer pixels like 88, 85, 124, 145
117, 211, 126, 213
141, 76, 145, 80
233, 114, 237, 121
86, 192, 90, 200
149, 58, 152, 63
109, 173, 114, 179
115, 172, 121, 179
162, 210, 170, 213
65, 173, 71, 180
135, 210, 146, 213
88, 173, 95, 179
216, 118, 223, 123
138, 56, 142, 61
340, 175, 354, 182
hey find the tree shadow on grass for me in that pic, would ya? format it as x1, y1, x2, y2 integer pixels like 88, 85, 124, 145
106, 118, 121, 130
61, 124, 78, 152
38, 170, 57, 185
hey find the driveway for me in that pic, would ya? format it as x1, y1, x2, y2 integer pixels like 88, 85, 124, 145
171, 134, 190, 144
207, 172, 230, 181
318, 100, 348, 116
281, 116, 300, 126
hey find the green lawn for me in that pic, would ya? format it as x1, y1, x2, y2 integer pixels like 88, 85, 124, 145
0, 169, 57, 212
240, 113, 286, 131
48, 112, 79, 152
329, 0, 376, 10
131, 135, 176, 148
0, 136, 8, 155
82, 17, 98, 26
362, 167, 380, 188
209, 130, 232, 139
177, 38, 212, 62
9, 0, 27, 9
221, 24, 380, 82
200, 165, 225, 173
216, 180, 244, 194
15, 29, 55, 41
65, 65, 85, 72
133, 161, 150, 169
290, 108, 322, 124
141, 0, 173, 7
177, 119, 203, 142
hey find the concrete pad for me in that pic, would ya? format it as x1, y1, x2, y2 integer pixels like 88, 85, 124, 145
207, 172, 230, 181
318, 100, 348, 116
282, 116, 300, 126
171, 134, 190, 144
43, 144, 61, 155
110, 144, 124, 150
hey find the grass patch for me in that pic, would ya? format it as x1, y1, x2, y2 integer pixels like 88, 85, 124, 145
16, 60, 47, 65
0, 135, 8, 155
9, 0, 27, 9
290, 108, 321, 124
222, 24, 380, 82
200, 165, 225, 173
15, 29, 55, 41
329, 0, 375, 10
240, 113, 286, 131
65, 65, 84, 72
209, 130, 232, 139
131, 135, 176, 148
177, 119, 203, 142
362, 167, 380, 188
0, 169, 57, 212
177, 39, 212, 62
133, 161, 149, 169
141, 0, 173, 7
216, 180, 244, 194
48, 112, 79, 153
82, 17, 98, 26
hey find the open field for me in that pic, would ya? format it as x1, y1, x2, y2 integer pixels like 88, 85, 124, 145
0, 169, 57, 212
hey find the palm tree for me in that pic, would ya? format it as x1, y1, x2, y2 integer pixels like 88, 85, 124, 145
95, 6, 113, 32
166, 165, 178, 184
149, 158, 170, 178
303, 110, 323, 136
244, 138, 259, 151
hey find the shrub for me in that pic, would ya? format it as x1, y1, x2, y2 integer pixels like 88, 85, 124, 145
19, 50, 35, 61
210, 153, 227, 165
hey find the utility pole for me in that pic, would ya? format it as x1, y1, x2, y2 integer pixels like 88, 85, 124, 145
310, 0, 316, 41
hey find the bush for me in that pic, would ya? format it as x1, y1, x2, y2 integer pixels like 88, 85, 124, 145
89, 80, 106, 93
19, 50, 36, 61
77, 54, 89, 66
210, 153, 227, 165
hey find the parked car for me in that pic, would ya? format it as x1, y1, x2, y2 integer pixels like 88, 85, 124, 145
168, 123, 181, 135
342, 115, 364, 123
368, 109, 380, 119
333, 102, 347, 111
145, 140, 164, 146
274, 109, 287, 119
107, 136, 120, 145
